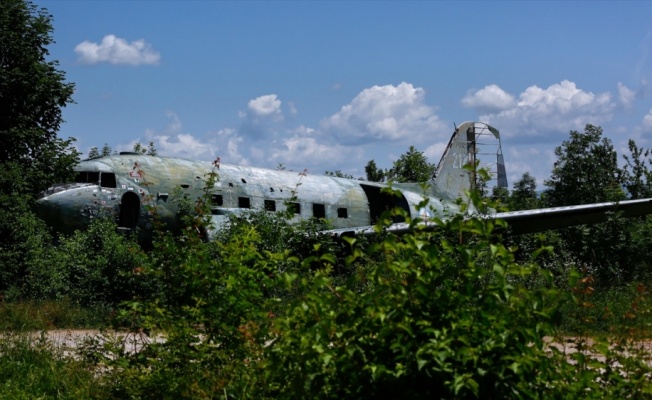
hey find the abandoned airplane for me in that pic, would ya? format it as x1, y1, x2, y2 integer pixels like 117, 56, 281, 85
35, 121, 652, 240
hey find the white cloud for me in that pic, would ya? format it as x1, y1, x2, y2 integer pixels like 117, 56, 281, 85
478, 80, 615, 139
240, 94, 285, 138
75, 34, 161, 66
156, 133, 214, 158
288, 101, 298, 116
461, 84, 515, 112
270, 136, 355, 168
120, 113, 224, 161
504, 146, 555, 190
163, 111, 183, 134
423, 142, 448, 164
248, 94, 282, 117
321, 82, 447, 144
642, 108, 652, 131
618, 82, 636, 108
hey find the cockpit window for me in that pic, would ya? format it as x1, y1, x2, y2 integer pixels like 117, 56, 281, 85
100, 172, 116, 188
75, 171, 99, 184
74, 171, 116, 188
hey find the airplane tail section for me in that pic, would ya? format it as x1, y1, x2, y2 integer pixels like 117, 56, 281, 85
432, 121, 507, 200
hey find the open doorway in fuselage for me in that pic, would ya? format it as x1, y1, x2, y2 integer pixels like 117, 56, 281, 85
360, 184, 410, 224
119, 192, 140, 229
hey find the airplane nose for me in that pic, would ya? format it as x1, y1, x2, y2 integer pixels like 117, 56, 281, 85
35, 194, 63, 230
34, 183, 92, 234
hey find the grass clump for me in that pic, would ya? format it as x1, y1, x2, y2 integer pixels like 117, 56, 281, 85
0, 332, 103, 399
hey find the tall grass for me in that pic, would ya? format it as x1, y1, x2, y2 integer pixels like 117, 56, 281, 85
0, 300, 111, 331
0, 332, 106, 399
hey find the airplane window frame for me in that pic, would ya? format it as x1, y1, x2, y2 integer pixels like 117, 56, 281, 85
238, 197, 251, 208
211, 194, 224, 206
288, 202, 301, 215
264, 199, 276, 212
75, 171, 100, 185
100, 172, 117, 188
313, 203, 326, 219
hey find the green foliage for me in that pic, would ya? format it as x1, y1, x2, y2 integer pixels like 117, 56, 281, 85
623, 138, 652, 199
0, 0, 80, 196
2, 185, 652, 398
0, 0, 81, 306
365, 159, 386, 182
102, 213, 278, 397
87, 143, 113, 159
540, 125, 652, 287
0, 332, 101, 399
132, 141, 157, 156
0, 215, 147, 312
264, 194, 561, 398
509, 172, 540, 211
544, 124, 624, 207
324, 170, 355, 179
38, 218, 148, 307
387, 145, 436, 183
0, 300, 107, 330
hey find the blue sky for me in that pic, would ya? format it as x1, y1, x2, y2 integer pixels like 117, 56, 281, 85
34, 0, 652, 188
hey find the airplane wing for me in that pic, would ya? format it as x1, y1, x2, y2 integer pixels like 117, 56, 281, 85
494, 198, 652, 234
323, 198, 652, 237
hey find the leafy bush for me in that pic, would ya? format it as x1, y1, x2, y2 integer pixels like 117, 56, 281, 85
263, 194, 562, 398
1, 216, 148, 312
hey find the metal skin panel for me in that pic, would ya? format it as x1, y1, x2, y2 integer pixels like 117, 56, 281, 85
34, 121, 652, 241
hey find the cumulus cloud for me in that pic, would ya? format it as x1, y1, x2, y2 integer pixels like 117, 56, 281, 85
156, 133, 214, 158
240, 94, 285, 138
270, 136, 355, 168
262, 123, 363, 170
618, 82, 636, 108
75, 34, 161, 66
477, 80, 615, 140
461, 84, 515, 113
321, 82, 447, 144
119, 113, 220, 160
248, 94, 282, 117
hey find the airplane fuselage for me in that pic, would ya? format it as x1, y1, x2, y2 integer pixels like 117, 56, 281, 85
35, 153, 461, 240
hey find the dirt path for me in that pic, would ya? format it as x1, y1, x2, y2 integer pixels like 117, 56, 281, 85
42, 329, 164, 357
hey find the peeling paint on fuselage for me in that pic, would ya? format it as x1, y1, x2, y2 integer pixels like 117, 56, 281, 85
35, 154, 463, 240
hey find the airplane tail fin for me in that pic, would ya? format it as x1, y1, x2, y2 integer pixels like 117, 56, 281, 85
432, 121, 507, 200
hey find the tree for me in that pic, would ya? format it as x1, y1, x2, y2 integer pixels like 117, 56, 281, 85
509, 172, 539, 211
386, 146, 436, 183
543, 125, 638, 286
101, 143, 113, 157
87, 147, 100, 160
544, 124, 624, 207
133, 141, 157, 156
0, 0, 79, 198
622, 139, 652, 199
0, 0, 79, 298
325, 170, 354, 179
364, 159, 386, 182
88, 143, 114, 159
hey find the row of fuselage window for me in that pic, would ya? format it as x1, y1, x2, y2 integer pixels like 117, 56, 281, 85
75, 172, 351, 219
211, 194, 348, 219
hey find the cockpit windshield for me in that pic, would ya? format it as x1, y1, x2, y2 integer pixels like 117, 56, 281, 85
75, 171, 99, 185
37, 182, 95, 199
75, 171, 116, 188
